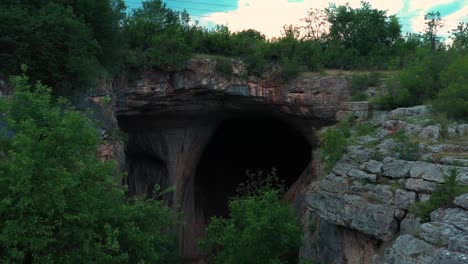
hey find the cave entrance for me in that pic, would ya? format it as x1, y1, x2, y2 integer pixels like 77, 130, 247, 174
194, 116, 312, 220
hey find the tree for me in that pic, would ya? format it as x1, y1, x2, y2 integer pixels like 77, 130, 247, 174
200, 171, 301, 264
324, 1, 401, 66
0, 0, 126, 96
451, 22, 468, 53
301, 8, 329, 41
0, 73, 181, 263
423, 11, 444, 52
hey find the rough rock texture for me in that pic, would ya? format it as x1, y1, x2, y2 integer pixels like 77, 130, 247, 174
117, 59, 350, 120
115, 60, 352, 261
306, 105, 468, 264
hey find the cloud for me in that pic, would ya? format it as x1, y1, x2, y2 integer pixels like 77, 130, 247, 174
200, 0, 405, 38
197, 0, 466, 38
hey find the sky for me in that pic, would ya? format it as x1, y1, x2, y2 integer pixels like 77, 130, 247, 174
124, 0, 468, 40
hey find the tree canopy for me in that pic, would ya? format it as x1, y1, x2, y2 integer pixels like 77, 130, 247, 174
0, 73, 180, 263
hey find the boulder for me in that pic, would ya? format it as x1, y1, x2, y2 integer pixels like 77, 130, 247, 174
384, 234, 435, 264
410, 161, 444, 183
395, 189, 416, 210
359, 159, 383, 175
453, 193, 468, 210
382, 157, 413, 178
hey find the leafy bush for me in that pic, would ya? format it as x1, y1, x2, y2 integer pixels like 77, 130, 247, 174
432, 55, 468, 120
350, 72, 382, 101
391, 131, 420, 161
200, 170, 301, 264
0, 74, 180, 263
215, 57, 234, 79
411, 169, 468, 222
432, 83, 468, 120
319, 127, 348, 173
236, 168, 286, 197
200, 189, 301, 264
355, 123, 376, 136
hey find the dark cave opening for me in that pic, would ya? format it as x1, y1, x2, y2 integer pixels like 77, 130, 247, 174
194, 116, 312, 220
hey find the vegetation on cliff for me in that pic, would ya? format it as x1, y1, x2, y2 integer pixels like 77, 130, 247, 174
200, 170, 302, 264
1, 0, 467, 119
0, 73, 180, 263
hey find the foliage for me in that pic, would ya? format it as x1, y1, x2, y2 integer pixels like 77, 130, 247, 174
324, 1, 401, 68
199, 189, 301, 264
319, 127, 348, 173
350, 72, 382, 100
451, 22, 468, 53
236, 168, 286, 197
0, 74, 180, 263
146, 25, 191, 70
391, 131, 420, 161
0, 0, 125, 96
215, 57, 235, 79
432, 55, 468, 120
411, 169, 468, 222
355, 123, 376, 136
423, 11, 445, 51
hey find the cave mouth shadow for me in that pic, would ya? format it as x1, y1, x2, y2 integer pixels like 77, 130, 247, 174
194, 116, 312, 220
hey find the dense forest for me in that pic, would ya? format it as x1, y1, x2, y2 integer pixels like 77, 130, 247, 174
1, 0, 467, 117
0, 0, 468, 263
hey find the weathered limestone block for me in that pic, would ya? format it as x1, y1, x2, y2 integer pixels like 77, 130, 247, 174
448, 235, 468, 254
454, 193, 468, 210
382, 157, 413, 178
419, 222, 459, 246
441, 157, 468, 167
431, 208, 468, 233
400, 214, 421, 235
332, 158, 359, 176
318, 174, 350, 194
347, 145, 374, 163
342, 195, 397, 240
430, 249, 468, 264
419, 125, 441, 141
405, 178, 438, 192
387, 105, 430, 118
359, 159, 383, 175
410, 161, 444, 183
384, 234, 435, 264
457, 171, 468, 185
347, 168, 377, 182
351, 183, 394, 205
308, 191, 397, 241
395, 189, 416, 210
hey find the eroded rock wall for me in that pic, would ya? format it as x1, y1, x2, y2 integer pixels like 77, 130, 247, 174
305, 105, 468, 264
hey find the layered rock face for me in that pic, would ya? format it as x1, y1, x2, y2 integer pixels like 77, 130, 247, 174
115, 59, 352, 261
306, 106, 468, 264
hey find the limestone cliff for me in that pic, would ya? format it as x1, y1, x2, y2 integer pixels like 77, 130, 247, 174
305, 105, 468, 264
113, 59, 353, 261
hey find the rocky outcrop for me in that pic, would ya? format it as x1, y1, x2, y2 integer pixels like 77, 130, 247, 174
306, 105, 468, 263
117, 59, 350, 121
114, 60, 353, 261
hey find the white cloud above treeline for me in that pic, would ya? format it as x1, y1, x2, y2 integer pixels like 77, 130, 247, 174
198, 0, 466, 39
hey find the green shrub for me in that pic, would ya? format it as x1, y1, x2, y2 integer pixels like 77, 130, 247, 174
215, 57, 234, 79
391, 131, 420, 161
350, 72, 382, 101
319, 127, 348, 173
199, 188, 301, 264
432, 83, 468, 120
355, 122, 375, 136
411, 169, 468, 222
236, 168, 286, 197
0, 74, 181, 263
